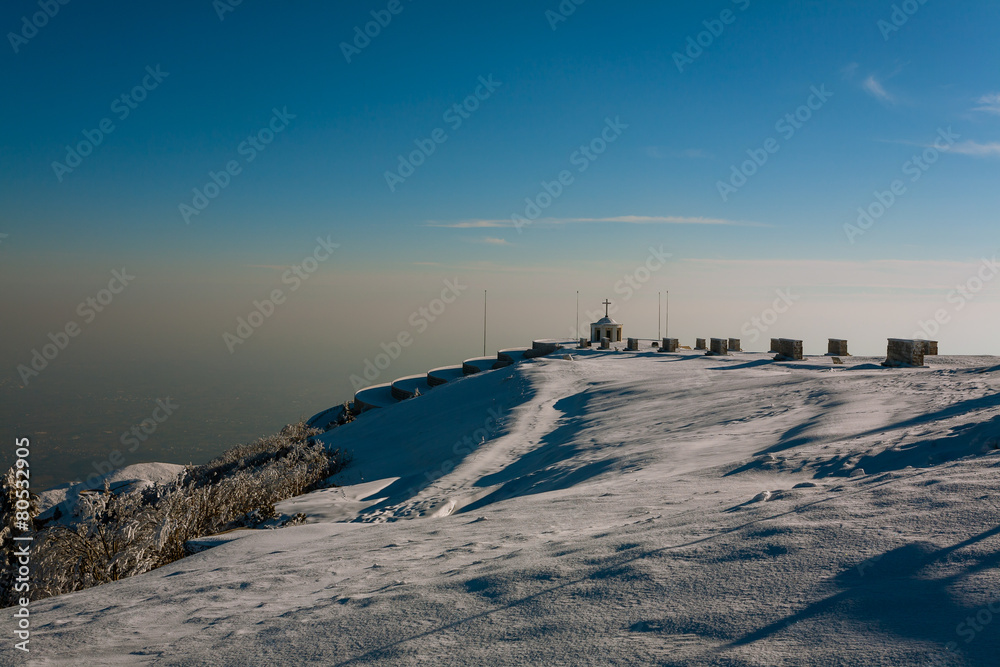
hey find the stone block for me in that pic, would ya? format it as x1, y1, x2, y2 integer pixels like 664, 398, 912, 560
774, 338, 803, 361
882, 338, 925, 367
709, 338, 728, 356
827, 339, 849, 356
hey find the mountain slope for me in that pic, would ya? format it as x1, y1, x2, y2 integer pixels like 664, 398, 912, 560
20, 351, 1000, 666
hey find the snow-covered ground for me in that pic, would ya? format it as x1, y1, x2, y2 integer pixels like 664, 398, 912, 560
19, 350, 1000, 665
34, 462, 187, 523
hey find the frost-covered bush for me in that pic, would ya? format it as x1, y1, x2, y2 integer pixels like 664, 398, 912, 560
26, 422, 349, 603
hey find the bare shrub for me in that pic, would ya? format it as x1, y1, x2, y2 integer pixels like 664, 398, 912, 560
25, 422, 350, 604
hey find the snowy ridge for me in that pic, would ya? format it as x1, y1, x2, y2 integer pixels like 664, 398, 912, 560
22, 350, 1000, 665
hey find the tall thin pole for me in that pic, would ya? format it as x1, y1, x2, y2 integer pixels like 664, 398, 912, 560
658, 291, 661, 341
483, 290, 487, 356
576, 291, 579, 339
665, 290, 669, 338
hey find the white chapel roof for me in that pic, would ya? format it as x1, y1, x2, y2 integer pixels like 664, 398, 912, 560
593, 316, 620, 326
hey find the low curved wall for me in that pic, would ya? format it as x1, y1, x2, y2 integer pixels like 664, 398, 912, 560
496, 347, 529, 367
463, 356, 499, 375
353, 383, 398, 412
305, 405, 346, 432
427, 365, 465, 387
391, 374, 434, 401
347, 337, 574, 417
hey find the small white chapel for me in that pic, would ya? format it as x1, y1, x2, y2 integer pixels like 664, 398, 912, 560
590, 300, 623, 343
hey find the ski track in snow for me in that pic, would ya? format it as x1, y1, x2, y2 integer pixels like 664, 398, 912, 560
15, 351, 1000, 666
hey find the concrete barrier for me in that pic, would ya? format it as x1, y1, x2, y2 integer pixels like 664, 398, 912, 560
530, 339, 564, 355
774, 338, 803, 361
463, 356, 499, 375
495, 347, 530, 368
305, 405, 346, 432
769, 338, 780, 353
924, 340, 939, 355
427, 365, 465, 387
708, 338, 728, 356
525, 338, 575, 358
728, 338, 741, 352
661, 338, 679, 352
391, 374, 434, 401
578, 338, 590, 348
882, 338, 925, 367
627, 338, 639, 351
827, 339, 849, 356
344, 335, 573, 417
695, 338, 707, 350
353, 382, 398, 412
600, 337, 610, 350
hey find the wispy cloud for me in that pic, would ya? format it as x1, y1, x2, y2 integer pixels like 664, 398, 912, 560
942, 141, 1000, 157
862, 74, 894, 104
428, 215, 768, 229
478, 237, 511, 246
425, 219, 508, 228
840, 62, 859, 80
972, 93, 1000, 115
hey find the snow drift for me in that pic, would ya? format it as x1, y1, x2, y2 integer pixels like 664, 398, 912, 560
14, 350, 1000, 666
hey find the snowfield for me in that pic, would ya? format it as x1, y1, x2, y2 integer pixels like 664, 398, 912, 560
18, 349, 1000, 666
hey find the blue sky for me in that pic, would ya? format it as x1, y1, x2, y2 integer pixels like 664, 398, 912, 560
3, 0, 1000, 396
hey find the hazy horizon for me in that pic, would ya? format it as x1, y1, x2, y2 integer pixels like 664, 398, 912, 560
4, 1, 1000, 488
